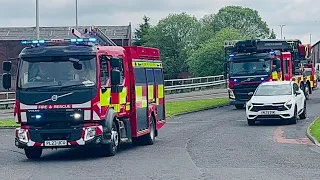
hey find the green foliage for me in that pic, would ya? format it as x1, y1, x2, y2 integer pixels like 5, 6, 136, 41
213, 6, 270, 39
133, 15, 151, 46
187, 28, 244, 77
135, 6, 275, 79
144, 12, 201, 79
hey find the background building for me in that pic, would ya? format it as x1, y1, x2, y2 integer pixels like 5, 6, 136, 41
312, 40, 320, 65
0, 24, 132, 90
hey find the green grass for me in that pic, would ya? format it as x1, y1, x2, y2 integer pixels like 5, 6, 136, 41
310, 117, 320, 142
0, 98, 230, 128
166, 98, 229, 117
0, 119, 19, 128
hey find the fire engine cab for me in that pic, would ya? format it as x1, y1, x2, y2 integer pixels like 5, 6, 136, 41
224, 39, 316, 109
1, 28, 166, 159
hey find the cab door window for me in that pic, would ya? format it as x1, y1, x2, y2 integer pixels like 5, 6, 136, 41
100, 56, 109, 86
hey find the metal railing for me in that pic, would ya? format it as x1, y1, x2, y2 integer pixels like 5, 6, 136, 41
164, 75, 226, 94
0, 75, 226, 109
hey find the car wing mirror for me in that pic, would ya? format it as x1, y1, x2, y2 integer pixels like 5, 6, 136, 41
248, 92, 253, 96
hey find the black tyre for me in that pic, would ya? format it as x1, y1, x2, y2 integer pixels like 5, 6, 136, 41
132, 116, 156, 146
304, 84, 310, 100
235, 104, 244, 109
247, 119, 255, 126
299, 101, 307, 120
289, 106, 298, 124
101, 121, 119, 157
24, 148, 42, 159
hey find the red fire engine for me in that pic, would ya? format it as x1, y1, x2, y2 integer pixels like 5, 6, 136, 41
1, 27, 166, 159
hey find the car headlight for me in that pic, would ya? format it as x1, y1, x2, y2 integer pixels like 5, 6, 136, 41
246, 101, 253, 110
284, 99, 293, 110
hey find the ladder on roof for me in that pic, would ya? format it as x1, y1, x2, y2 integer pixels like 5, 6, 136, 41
224, 40, 240, 48
71, 26, 117, 46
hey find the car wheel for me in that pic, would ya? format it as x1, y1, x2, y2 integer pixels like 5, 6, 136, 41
289, 106, 298, 124
299, 101, 307, 119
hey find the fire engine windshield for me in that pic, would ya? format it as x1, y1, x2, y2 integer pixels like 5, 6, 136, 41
17, 55, 97, 90
229, 60, 271, 76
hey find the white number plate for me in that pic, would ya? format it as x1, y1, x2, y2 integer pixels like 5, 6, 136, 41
260, 110, 276, 115
44, 140, 67, 146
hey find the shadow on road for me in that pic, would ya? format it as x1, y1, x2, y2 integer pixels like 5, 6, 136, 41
20, 142, 143, 162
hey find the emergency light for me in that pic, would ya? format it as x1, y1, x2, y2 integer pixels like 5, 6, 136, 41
21, 38, 97, 45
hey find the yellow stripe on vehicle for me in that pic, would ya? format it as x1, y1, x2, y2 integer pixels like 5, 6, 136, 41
132, 61, 162, 68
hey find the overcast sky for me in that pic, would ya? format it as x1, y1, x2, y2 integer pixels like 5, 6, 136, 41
0, 0, 318, 45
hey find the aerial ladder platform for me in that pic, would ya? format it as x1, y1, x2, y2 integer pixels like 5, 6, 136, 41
71, 26, 117, 46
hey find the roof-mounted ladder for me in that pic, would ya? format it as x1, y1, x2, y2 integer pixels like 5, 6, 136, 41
71, 26, 117, 46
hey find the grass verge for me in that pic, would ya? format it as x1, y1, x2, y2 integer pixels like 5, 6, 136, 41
166, 98, 229, 117
309, 117, 320, 143
0, 98, 230, 128
0, 119, 19, 128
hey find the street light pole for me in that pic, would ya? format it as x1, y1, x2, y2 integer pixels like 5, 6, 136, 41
310, 34, 312, 44
278, 25, 285, 39
75, 0, 78, 28
36, 0, 39, 40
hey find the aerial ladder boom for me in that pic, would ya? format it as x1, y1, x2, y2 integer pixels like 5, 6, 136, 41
89, 26, 117, 46
70, 26, 117, 46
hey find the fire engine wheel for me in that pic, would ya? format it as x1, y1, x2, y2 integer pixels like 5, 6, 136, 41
132, 116, 156, 146
24, 148, 42, 159
101, 121, 119, 157
304, 84, 310, 100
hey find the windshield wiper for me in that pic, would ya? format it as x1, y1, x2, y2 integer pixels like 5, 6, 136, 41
59, 83, 94, 91
22, 85, 60, 91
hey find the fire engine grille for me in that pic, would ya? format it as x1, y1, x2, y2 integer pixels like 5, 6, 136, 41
233, 83, 260, 101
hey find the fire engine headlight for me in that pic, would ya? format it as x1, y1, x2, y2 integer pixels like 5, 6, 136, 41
284, 99, 293, 110
84, 127, 96, 141
228, 89, 235, 99
70, 112, 81, 119
17, 129, 28, 143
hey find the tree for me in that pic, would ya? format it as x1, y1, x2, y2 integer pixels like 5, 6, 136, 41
144, 12, 201, 79
269, 29, 276, 39
213, 6, 271, 39
187, 28, 244, 77
134, 15, 151, 46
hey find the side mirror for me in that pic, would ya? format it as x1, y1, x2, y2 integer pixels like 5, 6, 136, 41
111, 69, 120, 85
2, 61, 11, 72
2, 73, 11, 89
295, 91, 301, 95
248, 92, 254, 96
110, 58, 120, 68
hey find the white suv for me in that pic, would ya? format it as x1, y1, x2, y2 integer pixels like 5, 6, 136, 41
246, 81, 306, 125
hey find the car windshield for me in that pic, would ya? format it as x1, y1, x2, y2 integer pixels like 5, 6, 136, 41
254, 84, 292, 96
229, 60, 271, 76
17, 55, 98, 91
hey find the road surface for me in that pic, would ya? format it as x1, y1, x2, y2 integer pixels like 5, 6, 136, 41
0, 88, 228, 120
0, 91, 320, 179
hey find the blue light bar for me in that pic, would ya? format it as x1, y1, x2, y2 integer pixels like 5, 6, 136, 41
21, 38, 97, 45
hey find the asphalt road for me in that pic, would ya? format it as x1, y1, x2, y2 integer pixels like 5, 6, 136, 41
0, 91, 320, 179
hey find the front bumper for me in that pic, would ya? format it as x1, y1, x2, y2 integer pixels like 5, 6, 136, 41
246, 105, 294, 120
15, 125, 111, 149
